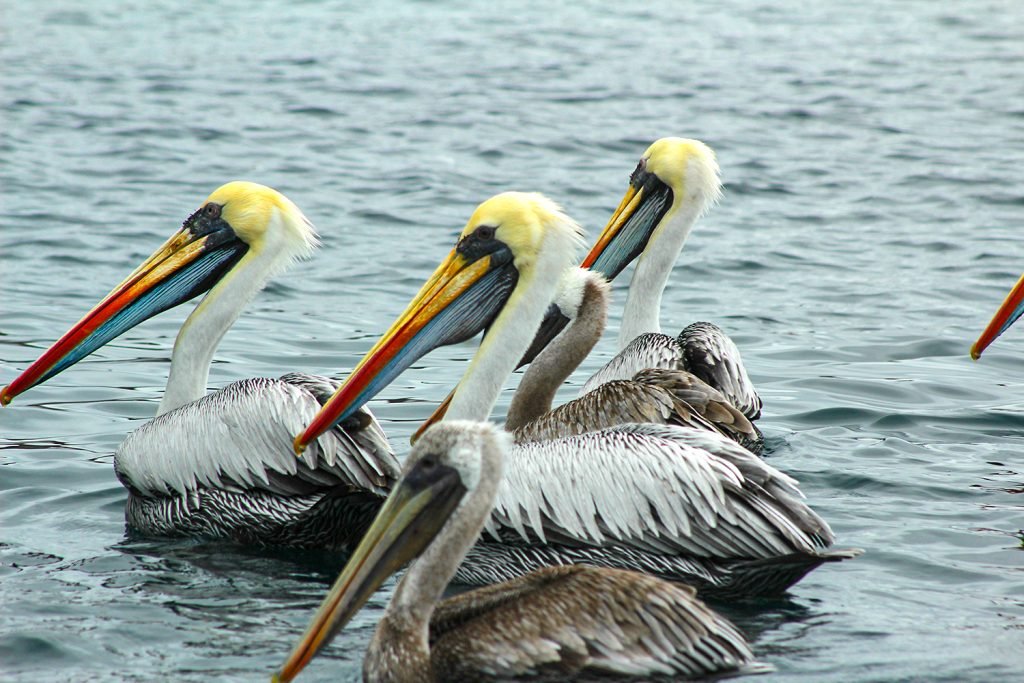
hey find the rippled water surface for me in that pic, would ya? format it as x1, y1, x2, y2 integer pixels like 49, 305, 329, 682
3, 1, 1023, 680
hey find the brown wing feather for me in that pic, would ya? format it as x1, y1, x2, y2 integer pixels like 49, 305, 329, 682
430, 565, 759, 679
511, 368, 758, 451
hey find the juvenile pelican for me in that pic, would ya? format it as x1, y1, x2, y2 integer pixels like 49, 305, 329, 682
274, 421, 767, 682
972, 272, 1024, 359
2, 182, 398, 548
295, 192, 860, 597
578, 138, 764, 436
505, 267, 760, 449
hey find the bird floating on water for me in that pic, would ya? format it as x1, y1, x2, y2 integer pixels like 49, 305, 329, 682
294, 191, 860, 597
577, 137, 764, 451
274, 420, 769, 682
1, 182, 398, 548
416, 138, 764, 453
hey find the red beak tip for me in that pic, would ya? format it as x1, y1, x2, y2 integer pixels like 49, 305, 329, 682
0, 388, 13, 406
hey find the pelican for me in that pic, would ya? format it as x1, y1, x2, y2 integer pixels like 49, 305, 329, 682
502, 267, 760, 450
972, 272, 1024, 359
577, 139, 763, 433
1, 182, 399, 548
274, 421, 768, 682
416, 138, 763, 452
294, 192, 860, 597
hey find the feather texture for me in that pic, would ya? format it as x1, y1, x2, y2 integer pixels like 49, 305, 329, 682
514, 367, 759, 450
115, 372, 399, 548
453, 424, 859, 597
579, 327, 765, 453
677, 322, 763, 421
429, 565, 765, 679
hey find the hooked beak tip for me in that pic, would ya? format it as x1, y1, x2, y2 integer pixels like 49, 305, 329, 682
1, 387, 13, 406
293, 434, 308, 456
970, 345, 982, 361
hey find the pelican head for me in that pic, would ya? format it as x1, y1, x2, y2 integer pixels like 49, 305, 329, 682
972, 273, 1024, 359
1, 181, 317, 405
582, 137, 721, 278
274, 421, 505, 682
294, 192, 584, 453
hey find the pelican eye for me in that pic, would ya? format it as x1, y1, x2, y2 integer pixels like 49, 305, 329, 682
419, 454, 439, 471
456, 224, 505, 260
203, 202, 222, 219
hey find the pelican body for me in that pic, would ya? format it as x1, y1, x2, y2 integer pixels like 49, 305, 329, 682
2, 182, 398, 549
275, 421, 767, 682
295, 192, 860, 597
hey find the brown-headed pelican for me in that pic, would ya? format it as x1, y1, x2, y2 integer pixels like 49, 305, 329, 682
1, 182, 398, 548
274, 421, 767, 682
578, 139, 764, 445
504, 267, 759, 448
294, 192, 860, 597
972, 273, 1024, 359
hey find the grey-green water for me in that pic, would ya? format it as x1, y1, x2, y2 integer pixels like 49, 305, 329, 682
2, 1, 1022, 680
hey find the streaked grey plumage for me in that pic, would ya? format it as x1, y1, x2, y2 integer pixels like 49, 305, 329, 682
116, 372, 399, 548
506, 270, 760, 450
580, 326, 765, 453
459, 423, 861, 598
428, 564, 766, 680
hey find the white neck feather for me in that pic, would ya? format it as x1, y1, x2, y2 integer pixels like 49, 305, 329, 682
446, 226, 581, 422
618, 197, 704, 349
158, 212, 305, 415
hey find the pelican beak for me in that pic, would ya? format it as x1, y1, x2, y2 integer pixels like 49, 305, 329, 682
410, 302, 569, 445
273, 458, 466, 682
411, 389, 455, 445
580, 170, 674, 280
972, 273, 1024, 360
294, 242, 517, 453
0, 217, 248, 406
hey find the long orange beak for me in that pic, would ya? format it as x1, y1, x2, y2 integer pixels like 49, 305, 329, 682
408, 177, 664, 440
1, 224, 247, 405
408, 182, 662, 441
293, 245, 516, 453
411, 389, 455, 444
972, 273, 1024, 360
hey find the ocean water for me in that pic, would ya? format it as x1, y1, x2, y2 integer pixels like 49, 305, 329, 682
1, 0, 1022, 680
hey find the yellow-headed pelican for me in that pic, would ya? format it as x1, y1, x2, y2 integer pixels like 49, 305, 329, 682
972, 273, 1024, 359
274, 421, 768, 682
1, 182, 398, 548
294, 192, 860, 598
578, 139, 764, 444
415, 138, 764, 452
